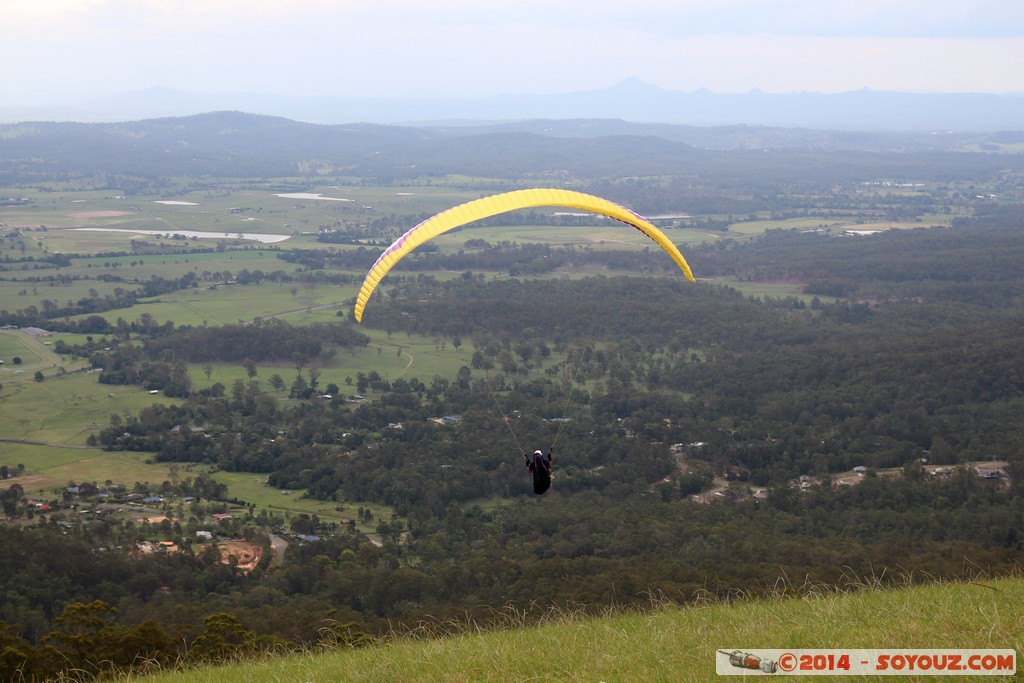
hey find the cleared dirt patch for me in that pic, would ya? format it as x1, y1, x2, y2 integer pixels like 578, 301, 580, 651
219, 540, 263, 572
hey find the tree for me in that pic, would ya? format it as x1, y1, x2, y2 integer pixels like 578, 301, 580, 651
40, 600, 118, 674
269, 374, 285, 392
242, 359, 258, 379
33, 371, 44, 382
289, 374, 309, 399
188, 612, 257, 662
231, 379, 246, 402
0, 622, 34, 680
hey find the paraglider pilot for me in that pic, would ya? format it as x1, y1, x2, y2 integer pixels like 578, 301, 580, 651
526, 449, 553, 494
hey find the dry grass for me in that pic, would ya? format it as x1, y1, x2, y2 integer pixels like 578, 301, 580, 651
124, 572, 1023, 682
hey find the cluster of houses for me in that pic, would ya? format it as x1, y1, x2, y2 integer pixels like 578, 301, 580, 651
688, 462, 1010, 505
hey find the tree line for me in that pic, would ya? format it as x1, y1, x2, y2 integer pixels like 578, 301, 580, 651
0, 466, 1020, 680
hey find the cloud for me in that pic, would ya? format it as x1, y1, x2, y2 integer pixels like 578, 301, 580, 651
8, 0, 1024, 34
2, 0, 1022, 103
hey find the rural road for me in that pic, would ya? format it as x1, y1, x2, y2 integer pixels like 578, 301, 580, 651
0, 437, 94, 450
269, 534, 289, 567
252, 300, 346, 322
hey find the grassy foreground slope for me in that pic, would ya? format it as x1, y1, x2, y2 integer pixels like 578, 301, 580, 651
135, 576, 1022, 682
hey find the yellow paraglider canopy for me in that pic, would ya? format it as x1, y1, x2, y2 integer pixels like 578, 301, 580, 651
353, 188, 695, 322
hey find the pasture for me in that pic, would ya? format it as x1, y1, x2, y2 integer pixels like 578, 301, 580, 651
186, 331, 476, 395
4, 182, 725, 254
0, 329, 89, 384
709, 277, 821, 301
0, 443, 169, 498
0, 362, 413, 527
0, 442, 401, 533
726, 216, 848, 236
425, 221, 716, 251
0, 331, 44, 366
0, 330, 478, 447
0, 367, 174, 444
0, 278, 134, 313
201, 470, 397, 535
102, 280, 356, 327
1, 185, 488, 243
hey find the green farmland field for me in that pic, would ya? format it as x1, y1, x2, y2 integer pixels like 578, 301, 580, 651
202, 470, 397, 535
0, 329, 88, 382
0, 279, 134, 312
0, 331, 44, 366
0, 328, 478, 442
188, 334, 475, 391
0, 443, 170, 498
0, 442, 398, 533
97, 281, 357, 327
0, 367, 175, 444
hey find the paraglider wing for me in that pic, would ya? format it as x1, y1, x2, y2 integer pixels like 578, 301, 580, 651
353, 188, 696, 322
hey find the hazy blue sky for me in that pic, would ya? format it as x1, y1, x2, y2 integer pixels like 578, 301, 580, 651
3, 0, 1022, 104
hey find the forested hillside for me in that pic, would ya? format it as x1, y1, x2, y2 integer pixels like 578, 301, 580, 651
3, 112, 1024, 189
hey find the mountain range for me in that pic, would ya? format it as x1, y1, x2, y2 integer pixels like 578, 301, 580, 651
4, 110, 1023, 190
4, 78, 1023, 131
